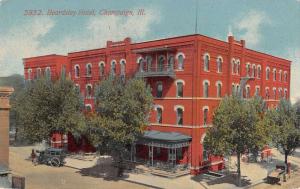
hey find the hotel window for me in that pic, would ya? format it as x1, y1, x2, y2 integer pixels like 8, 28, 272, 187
252, 65, 256, 77
232, 84, 236, 96
246, 86, 250, 98
156, 82, 163, 98
273, 69, 277, 81
265, 88, 270, 99
278, 70, 282, 81
203, 108, 208, 125
138, 58, 144, 72
255, 87, 260, 96
231, 60, 235, 74
36, 68, 42, 78
99, 63, 105, 77
236, 85, 240, 96
27, 69, 32, 80
86, 63, 92, 77
45, 67, 51, 80
246, 64, 251, 76
176, 108, 183, 125
156, 107, 162, 124
110, 61, 116, 77
85, 104, 92, 112
236, 61, 240, 75
158, 56, 165, 72
273, 88, 277, 99
120, 60, 126, 79
204, 53, 210, 71
176, 81, 183, 97
284, 72, 288, 82
257, 66, 261, 79
217, 83, 222, 98
203, 81, 209, 98
278, 89, 282, 98
266, 68, 270, 80
284, 90, 288, 99
177, 54, 184, 70
146, 56, 152, 72
86, 84, 92, 98
217, 57, 222, 73
168, 56, 175, 71
75, 65, 80, 78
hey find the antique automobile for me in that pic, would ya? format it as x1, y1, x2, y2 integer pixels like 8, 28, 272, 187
36, 148, 66, 167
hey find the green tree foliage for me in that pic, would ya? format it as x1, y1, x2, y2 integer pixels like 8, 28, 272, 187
205, 96, 270, 186
266, 99, 300, 165
12, 77, 85, 143
86, 77, 153, 172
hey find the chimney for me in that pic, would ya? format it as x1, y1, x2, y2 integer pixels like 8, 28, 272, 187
0, 87, 14, 169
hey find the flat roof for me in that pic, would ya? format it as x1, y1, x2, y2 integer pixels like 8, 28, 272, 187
142, 130, 191, 143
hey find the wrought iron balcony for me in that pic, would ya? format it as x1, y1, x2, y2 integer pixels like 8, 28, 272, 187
135, 65, 176, 79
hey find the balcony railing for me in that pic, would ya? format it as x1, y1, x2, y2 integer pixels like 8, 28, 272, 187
135, 65, 176, 79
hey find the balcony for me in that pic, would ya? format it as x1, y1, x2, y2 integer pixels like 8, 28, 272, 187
135, 65, 176, 79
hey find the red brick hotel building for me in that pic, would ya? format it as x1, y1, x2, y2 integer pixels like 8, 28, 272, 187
23, 34, 291, 174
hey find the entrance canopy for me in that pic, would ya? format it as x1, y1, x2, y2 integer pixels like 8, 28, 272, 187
137, 130, 192, 148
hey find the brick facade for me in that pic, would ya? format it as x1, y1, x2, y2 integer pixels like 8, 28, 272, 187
23, 34, 291, 174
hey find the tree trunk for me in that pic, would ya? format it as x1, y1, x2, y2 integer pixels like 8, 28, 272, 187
237, 152, 241, 186
284, 151, 288, 165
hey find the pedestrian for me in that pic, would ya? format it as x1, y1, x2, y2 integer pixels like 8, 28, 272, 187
31, 149, 36, 165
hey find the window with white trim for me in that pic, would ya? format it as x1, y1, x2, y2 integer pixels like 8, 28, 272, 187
236, 61, 240, 75
86, 64, 92, 77
110, 61, 116, 76
203, 81, 209, 98
266, 68, 270, 80
120, 60, 126, 78
284, 72, 288, 82
27, 69, 32, 80
257, 66, 261, 79
45, 67, 51, 80
138, 58, 144, 72
217, 83, 222, 98
75, 65, 80, 78
156, 107, 162, 124
99, 63, 105, 77
246, 64, 251, 76
176, 81, 183, 97
217, 57, 222, 73
252, 65, 256, 77
146, 56, 152, 72
177, 54, 184, 70
279, 70, 282, 81
156, 82, 163, 98
273, 88, 277, 99
168, 55, 175, 71
86, 84, 92, 98
176, 107, 183, 125
273, 69, 277, 81
158, 56, 165, 72
265, 88, 270, 99
203, 108, 208, 125
246, 86, 250, 98
204, 54, 210, 71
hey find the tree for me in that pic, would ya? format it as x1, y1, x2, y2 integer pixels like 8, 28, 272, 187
266, 99, 300, 166
87, 77, 153, 176
205, 96, 270, 186
12, 76, 85, 144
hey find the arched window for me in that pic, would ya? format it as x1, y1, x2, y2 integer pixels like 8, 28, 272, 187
284, 89, 288, 99
278, 88, 282, 98
273, 88, 277, 99
156, 82, 163, 98
75, 65, 80, 78
266, 67, 270, 80
45, 67, 51, 80
203, 108, 208, 125
99, 62, 105, 77
217, 56, 223, 73
246, 86, 250, 98
138, 57, 144, 72
257, 66, 261, 79
110, 61, 116, 76
203, 80, 209, 98
279, 70, 282, 81
27, 69, 32, 80
176, 81, 183, 97
146, 56, 152, 72
255, 86, 260, 96
86, 63, 92, 77
246, 64, 251, 76
75, 84, 80, 95
265, 88, 270, 99
273, 69, 277, 81
203, 53, 210, 71
176, 107, 183, 125
231, 59, 235, 74
216, 81, 222, 98
177, 53, 184, 70
284, 72, 288, 82
252, 64, 256, 77
158, 56, 165, 72
36, 68, 42, 78
168, 55, 175, 71
86, 84, 92, 98
156, 107, 162, 124
236, 60, 240, 75
120, 60, 126, 78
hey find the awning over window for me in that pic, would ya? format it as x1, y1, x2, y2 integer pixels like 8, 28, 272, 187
137, 130, 192, 148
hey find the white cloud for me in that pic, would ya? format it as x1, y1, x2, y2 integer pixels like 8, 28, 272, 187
233, 10, 270, 48
287, 48, 300, 104
0, 8, 160, 76
0, 17, 55, 76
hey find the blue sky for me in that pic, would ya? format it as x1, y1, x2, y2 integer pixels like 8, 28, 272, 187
0, 0, 299, 102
